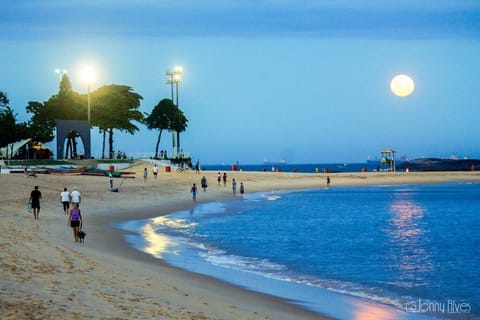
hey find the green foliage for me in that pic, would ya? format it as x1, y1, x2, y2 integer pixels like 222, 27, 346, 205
145, 99, 177, 130
0, 92, 29, 151
0, 91, 8, 107
145, 98, 188, 158
91, 85, 144, 158
7, 159, 74, 166
45, 88, 86, 121
18, 75, 86, 150
25, 101, 55, 143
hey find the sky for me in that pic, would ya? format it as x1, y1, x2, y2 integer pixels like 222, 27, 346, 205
1, 0, 480, 164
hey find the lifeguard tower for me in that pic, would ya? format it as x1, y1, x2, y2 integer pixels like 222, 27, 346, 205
380, 149, 396, 172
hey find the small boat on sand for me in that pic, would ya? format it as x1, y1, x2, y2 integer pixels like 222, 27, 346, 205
48, 166, 85, 175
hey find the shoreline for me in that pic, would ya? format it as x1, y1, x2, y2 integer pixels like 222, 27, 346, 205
2, 166, 480, 319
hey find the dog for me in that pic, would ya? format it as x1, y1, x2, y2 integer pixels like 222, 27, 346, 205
78, 230, 86, 243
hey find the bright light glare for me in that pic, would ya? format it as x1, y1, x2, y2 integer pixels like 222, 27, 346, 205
174, 66, 183, 73
55, 68, 67, 76
80, 65, 95, 83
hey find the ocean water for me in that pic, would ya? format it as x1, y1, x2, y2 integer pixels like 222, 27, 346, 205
202, 162, 381, 173
115, 183, 480, 320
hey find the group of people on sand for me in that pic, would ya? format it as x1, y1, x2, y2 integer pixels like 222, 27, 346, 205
60, 187, 83, 243
191, 172, 245, 201
28, 185, 84, 243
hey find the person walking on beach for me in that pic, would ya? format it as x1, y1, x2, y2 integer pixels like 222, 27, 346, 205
217, 172, 221, 186
68, 203, 83, 243
232, 179, 237, 195
201, 176, 208, 192
326, 176, 331, 188
152, 164, 159, 179
29, 186, 41, 220
240, 182, 245, 197
109, 172, 113, 189
143, 168, 148, 182
195, 160, 200, 174
191, 183, 198, 201
60, 187, 70, 215
223, 172, 227, 187
71, 186, 81, 207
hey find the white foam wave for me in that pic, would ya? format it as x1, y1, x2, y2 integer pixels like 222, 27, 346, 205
198, 248, 413, 312
263, 193, 282, 201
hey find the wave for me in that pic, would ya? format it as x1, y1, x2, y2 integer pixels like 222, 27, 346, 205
196, 242, 414, 311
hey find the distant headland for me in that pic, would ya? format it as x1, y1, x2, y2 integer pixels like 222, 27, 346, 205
398, 158, 480, 172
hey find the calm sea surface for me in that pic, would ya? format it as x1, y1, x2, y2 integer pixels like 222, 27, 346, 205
202, 162, 380, 173
115, 183, 480, 319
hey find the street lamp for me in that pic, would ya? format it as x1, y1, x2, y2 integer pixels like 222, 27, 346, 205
81, 66, 95, 123
55, 68, 68, 82
165, 66, 183, 157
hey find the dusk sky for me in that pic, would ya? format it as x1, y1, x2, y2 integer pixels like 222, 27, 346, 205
1, 1, 480, 164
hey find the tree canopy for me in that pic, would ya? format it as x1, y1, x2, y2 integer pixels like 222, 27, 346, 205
91, 85, 144, 158
2, 73, 190, 160
0, 92, 29, 153
145, 98, 188, 159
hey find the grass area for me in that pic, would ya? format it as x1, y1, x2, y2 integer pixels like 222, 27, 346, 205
2, 159, 136, 165
96, 159, 135, 164
2, 159, 75, 166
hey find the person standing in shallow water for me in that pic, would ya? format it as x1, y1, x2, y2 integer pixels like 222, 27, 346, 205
326, 176, 331, 188
143, 168, 148, 182
232, 179, 237, 195
240, 182, 245, 197
29, 185, 41, 220
223, 172, 227, 187
217, 172, 221, 186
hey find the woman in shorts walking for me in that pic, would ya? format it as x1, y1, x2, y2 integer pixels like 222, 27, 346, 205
68, 203, 83, 243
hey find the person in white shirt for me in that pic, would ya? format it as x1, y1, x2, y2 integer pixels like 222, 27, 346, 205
71, 186, 81, 207
60, 187, 71, 215
152, 164, 159, 179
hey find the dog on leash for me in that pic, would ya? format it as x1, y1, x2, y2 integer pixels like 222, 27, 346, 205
78, 230, 86, 243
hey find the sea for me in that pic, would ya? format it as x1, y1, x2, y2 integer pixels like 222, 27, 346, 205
201, 162, 381, 173
114, 171, 479, 319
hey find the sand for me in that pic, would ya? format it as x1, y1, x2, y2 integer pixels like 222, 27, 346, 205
1, 162, 480, 320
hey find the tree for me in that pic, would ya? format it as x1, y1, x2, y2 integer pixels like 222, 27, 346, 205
0, 91, 8, 108
92, 85, 143, 159
170, 106, 188, 149
44, 74, 86, 121
0, 91, 12, 149
25, 101, 55, 144
145, 98, 188, 159
27, 74, 85, 152
0, 107, 17, 149
145, 99, 177, 159
0, 105, 29, 158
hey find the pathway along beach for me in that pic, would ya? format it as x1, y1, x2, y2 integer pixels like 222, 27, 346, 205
1, 163, 479, 319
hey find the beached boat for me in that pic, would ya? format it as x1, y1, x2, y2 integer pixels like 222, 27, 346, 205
81, 166, 136, 178
48, 166, 85, 175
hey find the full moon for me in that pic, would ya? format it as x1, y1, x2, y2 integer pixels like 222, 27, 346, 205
390, 74, 415, 97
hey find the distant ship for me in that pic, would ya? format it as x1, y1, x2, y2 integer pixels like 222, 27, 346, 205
263, 159, 287, 165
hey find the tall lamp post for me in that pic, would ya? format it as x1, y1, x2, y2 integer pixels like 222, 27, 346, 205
55, 68, 68, 83
166, 66, 183, 157
81, 66, 95, 123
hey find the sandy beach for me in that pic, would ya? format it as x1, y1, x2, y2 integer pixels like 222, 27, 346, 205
2, 163, 480, 320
